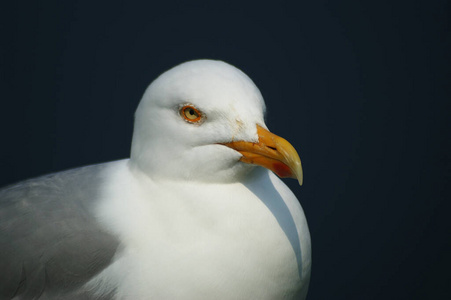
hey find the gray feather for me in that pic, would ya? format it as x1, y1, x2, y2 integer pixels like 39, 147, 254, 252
0, 163, 120, 299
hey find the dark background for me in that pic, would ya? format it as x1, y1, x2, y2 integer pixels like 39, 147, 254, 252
0, 1, 449, 299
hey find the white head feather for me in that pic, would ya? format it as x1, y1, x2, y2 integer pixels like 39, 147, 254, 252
130, 60, 267, 183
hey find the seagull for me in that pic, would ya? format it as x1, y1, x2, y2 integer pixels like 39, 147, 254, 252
0, 60, 311, 299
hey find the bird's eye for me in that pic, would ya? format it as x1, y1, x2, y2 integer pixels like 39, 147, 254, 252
180, 105, 202, 123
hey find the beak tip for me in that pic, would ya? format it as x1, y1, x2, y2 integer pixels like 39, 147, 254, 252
297, 173, 303, 186
293, 163, 303, 187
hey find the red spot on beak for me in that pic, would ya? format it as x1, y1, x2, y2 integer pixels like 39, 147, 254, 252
272, 162, 292, 178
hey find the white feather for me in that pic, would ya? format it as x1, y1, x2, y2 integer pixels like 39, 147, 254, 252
84, 60, 311, 299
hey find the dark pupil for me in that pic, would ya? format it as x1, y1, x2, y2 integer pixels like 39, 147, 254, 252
189, 109, 195, 116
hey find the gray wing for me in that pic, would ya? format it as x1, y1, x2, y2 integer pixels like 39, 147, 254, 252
0, 163, 120, 299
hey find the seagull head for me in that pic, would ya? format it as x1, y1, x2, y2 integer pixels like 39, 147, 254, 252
130, 60, 303, 185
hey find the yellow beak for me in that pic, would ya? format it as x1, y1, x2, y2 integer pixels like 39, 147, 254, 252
223, 125, 303, 185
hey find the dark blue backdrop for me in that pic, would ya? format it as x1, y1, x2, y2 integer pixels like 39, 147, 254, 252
0, 1, 449, 299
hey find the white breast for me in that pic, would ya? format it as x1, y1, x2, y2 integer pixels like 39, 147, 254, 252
86, 160, 311, 300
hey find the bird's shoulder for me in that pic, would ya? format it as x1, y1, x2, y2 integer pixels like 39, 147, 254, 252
0, 161, 121, 299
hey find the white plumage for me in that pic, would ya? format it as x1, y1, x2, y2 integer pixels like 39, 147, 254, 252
0, 59, 311, 299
